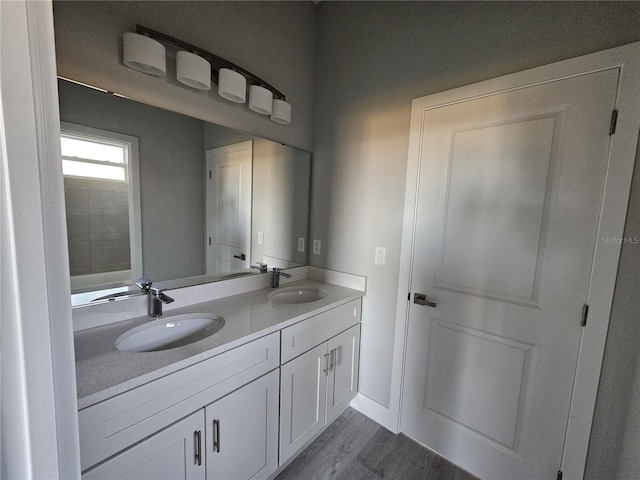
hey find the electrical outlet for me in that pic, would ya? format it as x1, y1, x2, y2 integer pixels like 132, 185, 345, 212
298, 237, 305, 252
258, 232, 264, 245
375, 247, 386, 265
313, 239, 321, 255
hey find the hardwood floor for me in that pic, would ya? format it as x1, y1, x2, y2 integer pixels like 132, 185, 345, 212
276, 408, 480, 480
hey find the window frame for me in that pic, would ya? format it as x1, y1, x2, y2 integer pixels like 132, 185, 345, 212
60, 122, 143, 289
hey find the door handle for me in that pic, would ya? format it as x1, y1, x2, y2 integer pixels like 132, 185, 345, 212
233, 253, 246, 260
414, 293, 437, 308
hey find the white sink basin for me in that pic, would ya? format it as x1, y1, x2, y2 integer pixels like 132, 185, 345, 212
268, 286, 328, 305
115, 313, 225, 352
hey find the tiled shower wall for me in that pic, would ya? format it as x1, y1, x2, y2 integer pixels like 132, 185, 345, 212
64, 176, 130, 276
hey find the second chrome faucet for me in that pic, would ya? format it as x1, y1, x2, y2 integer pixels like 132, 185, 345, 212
271, 268, 292, 288
136, 277, 175, 317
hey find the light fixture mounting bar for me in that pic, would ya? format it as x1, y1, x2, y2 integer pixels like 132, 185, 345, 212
136, 25, 286, 101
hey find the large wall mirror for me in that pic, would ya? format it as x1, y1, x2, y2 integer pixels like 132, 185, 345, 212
59, 78, 311, 306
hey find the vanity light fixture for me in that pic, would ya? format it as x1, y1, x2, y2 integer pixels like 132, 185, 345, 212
270, 98, 292, 125
176, 51, 211, 90
218, 68, 246, 103
249, 85, 273, 115
123, 32, 166, 76
122, 25, 292, 125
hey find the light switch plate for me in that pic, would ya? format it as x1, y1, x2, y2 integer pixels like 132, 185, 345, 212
313, 239, 321, 255
258, 232, 264, 245
298, 237, 305, 252
375, 247, 386, 265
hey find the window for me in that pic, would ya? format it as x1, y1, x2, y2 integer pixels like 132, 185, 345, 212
60, 133, 128, 181
60, 122, 142, 297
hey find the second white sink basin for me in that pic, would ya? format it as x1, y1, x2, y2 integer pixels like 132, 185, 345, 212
115, 313, 225, 353
268, 286, 328, 305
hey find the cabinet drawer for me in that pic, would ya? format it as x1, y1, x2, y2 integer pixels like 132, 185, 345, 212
79, 332, 279, 471
280, 299, 361, 364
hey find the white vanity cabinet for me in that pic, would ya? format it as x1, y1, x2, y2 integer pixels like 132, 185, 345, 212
205, 369, 279, 480
82, 410, 205, 480
83, 370, 279, 480
326, 323, 361, 423
77, 292, 364, 480
79, 332, 280, 477
279, 299, 361, 465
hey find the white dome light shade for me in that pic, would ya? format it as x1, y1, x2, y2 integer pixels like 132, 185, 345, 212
218, 68, 246, 103
248, 85, 273, 115
176, 51, 211, 90
270, 99, 291, 125
123, 32, 166, 76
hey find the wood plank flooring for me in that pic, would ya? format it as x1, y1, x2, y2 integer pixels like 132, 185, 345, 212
276, 408, 480, 480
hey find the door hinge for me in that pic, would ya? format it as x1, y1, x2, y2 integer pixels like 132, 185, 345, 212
209, 170, 212, 179
609, 109, 618, 135
581, 304, 589, 327
208, 237, 211, 246
557, 470, 563, 480
408, 292, 411, 301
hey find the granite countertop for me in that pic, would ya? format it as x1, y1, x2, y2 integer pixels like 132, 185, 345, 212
74, 278, 363, 409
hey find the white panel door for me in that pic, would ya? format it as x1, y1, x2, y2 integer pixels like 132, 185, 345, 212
82, 410, 205, 480
279, 343, 328, 465
206, 141, 252, 274
205, 370, 279, 480
401, 70, 618, 479
326, 324, 361, 423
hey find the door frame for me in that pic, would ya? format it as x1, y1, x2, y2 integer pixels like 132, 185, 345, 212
1, 0, 81, 477
390, 42, 640, 479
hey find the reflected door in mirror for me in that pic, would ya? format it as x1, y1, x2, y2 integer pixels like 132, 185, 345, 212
206, 141, 252, 274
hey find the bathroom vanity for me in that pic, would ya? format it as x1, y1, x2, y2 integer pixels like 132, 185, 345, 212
74, 271, 364, 479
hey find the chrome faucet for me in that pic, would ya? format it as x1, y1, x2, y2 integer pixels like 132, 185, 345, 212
136, 277, 175, 317
251, 262, 269, 273
136, 276, 153, 294
271, 268, 292, 288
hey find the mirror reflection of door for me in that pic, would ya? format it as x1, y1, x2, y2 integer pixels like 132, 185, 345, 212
206, 141, 252, 274
61, 122, 142, 294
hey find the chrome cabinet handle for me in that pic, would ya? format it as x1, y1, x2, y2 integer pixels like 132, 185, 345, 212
194, 430, 202, 466
329, 348, 336, 370
213, 419, 221, 453
414, 293, 437, 308
323, 353, 330, 376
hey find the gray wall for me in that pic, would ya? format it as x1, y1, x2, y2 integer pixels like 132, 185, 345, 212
310, 2, 640, 478
252, 139, 310, 266
53, 0, 316, 151
59, 79, 206, 281
587, 147, 640, 479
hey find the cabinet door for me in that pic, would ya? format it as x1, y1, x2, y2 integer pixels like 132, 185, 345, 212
205, 370, 279, 480
82, 410, 205, 480
326, 324, 361, 423
279, 342, 328, 465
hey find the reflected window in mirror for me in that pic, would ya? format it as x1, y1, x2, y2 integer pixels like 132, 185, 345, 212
61, 122, 143, 298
